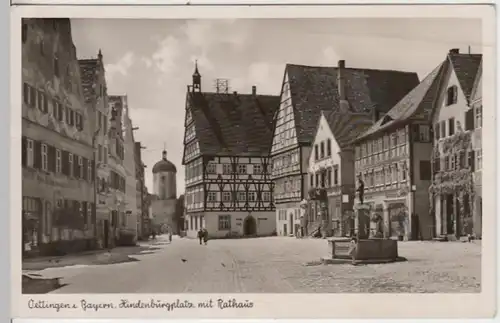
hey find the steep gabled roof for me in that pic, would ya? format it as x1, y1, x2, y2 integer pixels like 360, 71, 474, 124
286, 64, 420, 145
78, 59, 99, 103
448, 53, 482, 103
354, 51, 483, 142
322, 110, 374, 149
469, 59, 483, 102
185, 91, 280, 162
355, 62, 447, 141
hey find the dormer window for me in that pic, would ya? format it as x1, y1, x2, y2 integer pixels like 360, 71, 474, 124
446, 85, 458, 106
380, 115, 393, 125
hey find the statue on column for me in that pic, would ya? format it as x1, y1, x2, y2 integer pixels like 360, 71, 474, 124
356, 175, 365, 205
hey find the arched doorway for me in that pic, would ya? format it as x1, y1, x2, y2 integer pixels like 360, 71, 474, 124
243, 215, 257, 236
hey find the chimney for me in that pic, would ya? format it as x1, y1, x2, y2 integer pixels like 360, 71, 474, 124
372, 107, 380, 122
337, 60, 346, 101
449, 48, 460, 54
252, 85, 256, 96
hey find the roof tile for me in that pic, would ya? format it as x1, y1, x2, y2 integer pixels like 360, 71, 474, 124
286, 64, 419, 145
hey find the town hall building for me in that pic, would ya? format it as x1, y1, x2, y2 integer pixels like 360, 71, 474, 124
182, 63, 280, 238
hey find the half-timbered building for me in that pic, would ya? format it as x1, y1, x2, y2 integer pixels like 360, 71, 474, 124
270, 60, 419, 237
182, 64, 280, 238
429, 49, 482, 241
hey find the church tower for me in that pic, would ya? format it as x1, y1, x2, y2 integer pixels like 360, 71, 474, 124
152, 149, 177, 200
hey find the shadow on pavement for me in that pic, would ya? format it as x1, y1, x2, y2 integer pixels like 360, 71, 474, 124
22, 242, 168, 271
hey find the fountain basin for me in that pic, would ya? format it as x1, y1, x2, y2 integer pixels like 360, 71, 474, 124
322, 238, 407, 265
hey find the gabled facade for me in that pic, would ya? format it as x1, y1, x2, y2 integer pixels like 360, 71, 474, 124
122, 102, 139, 240
182, 64, 280, 238
353, 61, 447, 241
305, 110, 373, 237
429, 49, 482, 240
107, 95, 127, 243
22, 18, 96, 256
79, 50, 111, 248
270, 60, 420, 237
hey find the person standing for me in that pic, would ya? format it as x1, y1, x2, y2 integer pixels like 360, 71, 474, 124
197, 229, 203, 245
203, 228, 208, 245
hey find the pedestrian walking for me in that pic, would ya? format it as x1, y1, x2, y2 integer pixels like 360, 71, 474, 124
152, 230, 157, 240
203, 228, 208, 245
197, 229, 203, 245
169, 231, 172, 243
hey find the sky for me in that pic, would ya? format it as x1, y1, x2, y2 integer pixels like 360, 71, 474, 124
70, 18, 482, 194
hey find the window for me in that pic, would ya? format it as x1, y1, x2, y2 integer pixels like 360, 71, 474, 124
263, 192, 271, 202
314, 144, 319, 160
393, 164, 398, 183
253, 164, 262, 174
434, 123, 440, 140
476, 149, 482, 170
103, 147, 108, 164
238, 192, 246, 201
41, 144, 48, 171
402, 163, 407, 181
75, 113, 83, 131
475, 106, 482, 129
238, 164, 247, 174
248, 192, 256, 201
327, 168, 332, 187
54, 101, 63, 121
54, 54, 60, 77
440, 120, 446, 138
450, 155, 455, 170
55, 149, 61, 173
223, 164, 232, 174
68, 153, 73, 177
98, 145, 102, 162
309, 174, 314, 187
222, 192, 231, 202
326, 138, 332, 156
446, 86, 458, 106
37, 91, 48, 113
207, 192, 217, 202
78, 156, 83, 178
218, 215, 230, 230
315, 173, 319, 188
22, 23, 27, 43
448, 118, 455, 136
206, 163, 216, 174
419, 125, 430, 142
333, 166, 339, 185
420, 161, 432, 180
26, 139, 34, 167
87, 162, 92, 181
320, 141, 325, 159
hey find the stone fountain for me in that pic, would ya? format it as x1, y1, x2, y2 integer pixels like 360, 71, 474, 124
321, 178, 407, 265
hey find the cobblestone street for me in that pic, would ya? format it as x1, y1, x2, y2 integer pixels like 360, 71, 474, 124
25, 236, 480, 293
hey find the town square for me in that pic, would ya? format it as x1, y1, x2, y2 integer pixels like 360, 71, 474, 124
21, 17, 483, 294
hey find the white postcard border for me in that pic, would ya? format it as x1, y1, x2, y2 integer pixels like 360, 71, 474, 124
10, 3, 497, 319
